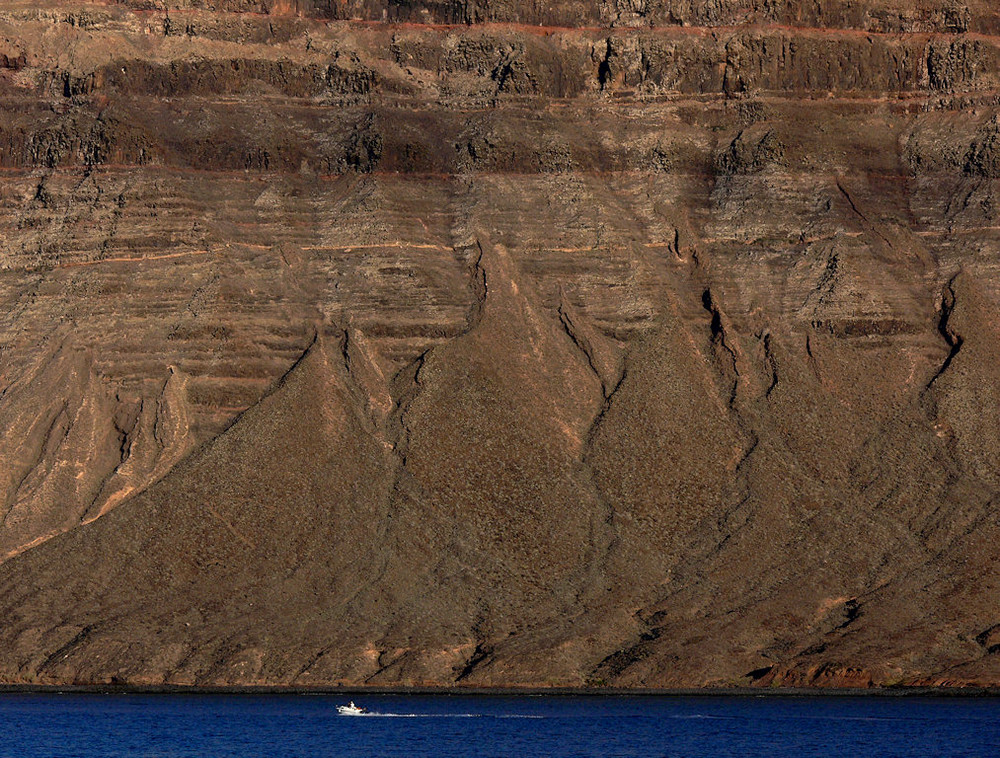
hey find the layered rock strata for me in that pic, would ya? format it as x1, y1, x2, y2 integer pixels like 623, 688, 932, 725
0, 0, 999, 688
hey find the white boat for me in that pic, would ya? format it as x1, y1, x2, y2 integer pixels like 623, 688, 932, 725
337, 701, 369, 716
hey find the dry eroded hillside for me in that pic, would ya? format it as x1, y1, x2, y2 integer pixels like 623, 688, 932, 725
0, 0, 999, 688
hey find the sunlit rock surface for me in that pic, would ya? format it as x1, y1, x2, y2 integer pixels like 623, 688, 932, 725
1, 0, 1000, 688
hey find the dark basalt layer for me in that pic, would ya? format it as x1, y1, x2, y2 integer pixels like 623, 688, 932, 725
1, 0, 1000, 689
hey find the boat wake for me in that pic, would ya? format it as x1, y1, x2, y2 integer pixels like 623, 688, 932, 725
360, 713, 544, 719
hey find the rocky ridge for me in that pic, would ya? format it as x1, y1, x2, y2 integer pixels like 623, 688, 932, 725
0, 0, 999, 688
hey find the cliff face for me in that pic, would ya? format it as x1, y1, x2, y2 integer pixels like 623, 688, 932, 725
0, 0, 999, 689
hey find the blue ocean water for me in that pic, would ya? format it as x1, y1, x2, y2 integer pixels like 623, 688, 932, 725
0, 692, 998, 758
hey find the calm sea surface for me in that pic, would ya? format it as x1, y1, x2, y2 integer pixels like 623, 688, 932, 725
1, 692, 998, 757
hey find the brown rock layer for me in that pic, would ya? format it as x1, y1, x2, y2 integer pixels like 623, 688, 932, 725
0, 0, 999, 689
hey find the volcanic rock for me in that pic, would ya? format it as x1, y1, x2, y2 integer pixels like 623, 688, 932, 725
0, 0, 999, 689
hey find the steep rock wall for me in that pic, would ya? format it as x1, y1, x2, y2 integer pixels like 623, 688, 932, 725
0, 0, 999, 689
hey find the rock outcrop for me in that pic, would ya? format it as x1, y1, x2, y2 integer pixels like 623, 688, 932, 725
1, 0, 1000, 689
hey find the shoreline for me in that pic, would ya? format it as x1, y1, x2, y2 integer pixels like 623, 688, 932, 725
1, 684, 999, 697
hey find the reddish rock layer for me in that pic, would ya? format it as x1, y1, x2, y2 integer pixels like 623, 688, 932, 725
0, 1, 999, 689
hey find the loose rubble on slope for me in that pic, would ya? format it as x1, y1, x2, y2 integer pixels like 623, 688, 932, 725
0, 0, 999, 689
